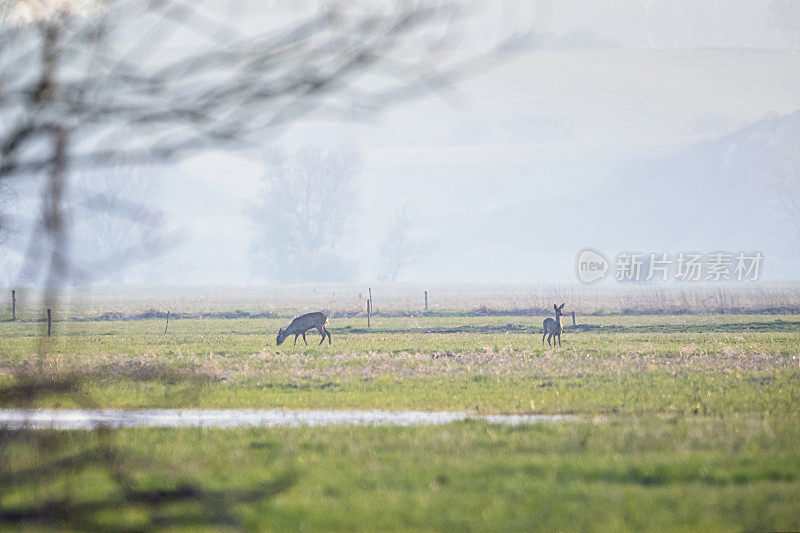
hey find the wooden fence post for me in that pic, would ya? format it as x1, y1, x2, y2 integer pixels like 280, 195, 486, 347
368, 288, 372, 311
424, 290, 428, 311
571, 311, 576, 326
47, 308, 51, 336
164, 311, 170, 334
11, 290, 15, 321
367, 299, 371, 329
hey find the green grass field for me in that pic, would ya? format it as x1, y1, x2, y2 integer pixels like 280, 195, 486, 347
1, 315, 798, 414
1, 312, 799, 530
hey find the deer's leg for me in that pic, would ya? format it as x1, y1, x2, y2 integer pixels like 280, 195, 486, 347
557, 334, 561, 347
293, 334, 298, 345
542, 332, 547, 345
547, 333, 552, 347
302, 332, 308, 345
317, 326, 326, 346
326, 327, 332, 344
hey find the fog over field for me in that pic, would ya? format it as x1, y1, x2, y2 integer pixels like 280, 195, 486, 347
2, 0, 799, 286
2, 4, 800, 530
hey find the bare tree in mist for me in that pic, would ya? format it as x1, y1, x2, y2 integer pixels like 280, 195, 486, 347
250, 146, 360, 282
379, 206, 428, 282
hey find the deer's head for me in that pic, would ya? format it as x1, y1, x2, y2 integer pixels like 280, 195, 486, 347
276, 327, 288, 346
553, 303, 565, 317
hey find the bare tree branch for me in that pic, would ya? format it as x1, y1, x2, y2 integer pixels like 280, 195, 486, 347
0, 0, 518, 291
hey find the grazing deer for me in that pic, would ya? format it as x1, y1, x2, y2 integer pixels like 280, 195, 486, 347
276, 312, 332, 346
542, 303, 566, 347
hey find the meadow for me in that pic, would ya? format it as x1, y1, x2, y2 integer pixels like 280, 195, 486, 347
1, 314, 798, 414
2, 419, 799, 531
1, 290, 799, 530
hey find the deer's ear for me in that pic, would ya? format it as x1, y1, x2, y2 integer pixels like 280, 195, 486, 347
553, 304, 558, 310
559, 303, 565, 309
278, 328, 283, 335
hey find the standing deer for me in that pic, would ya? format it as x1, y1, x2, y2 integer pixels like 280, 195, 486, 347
276, 312, 332, 346
542, 303, 566, 347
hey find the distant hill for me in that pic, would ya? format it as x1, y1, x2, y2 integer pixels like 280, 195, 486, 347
423, 110, 800, 281
594, 109, 800, 277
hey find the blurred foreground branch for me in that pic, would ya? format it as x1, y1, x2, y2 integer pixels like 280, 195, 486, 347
0, 0, 517, 294
0, 3, 526, 528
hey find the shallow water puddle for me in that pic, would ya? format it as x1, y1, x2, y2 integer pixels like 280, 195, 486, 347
0, 409, 586, 430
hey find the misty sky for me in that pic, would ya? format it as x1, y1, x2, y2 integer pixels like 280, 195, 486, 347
3, 1, 800, 285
